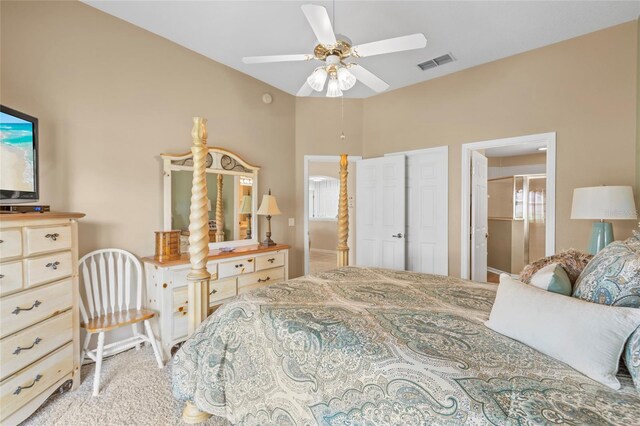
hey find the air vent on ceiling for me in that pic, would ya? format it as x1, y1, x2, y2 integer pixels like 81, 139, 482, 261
418, 53, 455, 71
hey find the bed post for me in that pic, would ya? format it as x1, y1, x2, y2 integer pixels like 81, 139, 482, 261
215, 174, 224, 242
187, 117, 211, 335
337, 153, 349, 266
183, 117, 213, 424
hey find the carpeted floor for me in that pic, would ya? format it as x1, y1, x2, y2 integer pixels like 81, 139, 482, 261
22, 347, 229, 426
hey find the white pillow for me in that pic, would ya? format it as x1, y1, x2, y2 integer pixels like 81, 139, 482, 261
529, 263, 572, 295
486, 274, 640, 389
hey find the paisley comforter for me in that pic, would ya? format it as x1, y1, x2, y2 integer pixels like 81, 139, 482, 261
172, 267, 640, 425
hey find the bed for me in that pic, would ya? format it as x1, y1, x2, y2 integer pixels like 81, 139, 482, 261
172, 266, 640, 425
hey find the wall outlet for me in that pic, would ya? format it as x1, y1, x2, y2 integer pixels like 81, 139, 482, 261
288, 218, 295, 227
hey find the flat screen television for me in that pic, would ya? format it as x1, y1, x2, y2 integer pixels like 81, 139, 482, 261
0, 105, 39, 204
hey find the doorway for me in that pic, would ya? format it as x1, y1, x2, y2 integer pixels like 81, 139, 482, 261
303, 155, 360, 276
461, 132, 556, 282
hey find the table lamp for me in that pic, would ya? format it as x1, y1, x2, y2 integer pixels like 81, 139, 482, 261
257, 189, 282, 246
571, 185, 637, 254
239, 195, 253, 240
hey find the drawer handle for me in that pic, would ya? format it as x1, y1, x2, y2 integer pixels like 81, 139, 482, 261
247, 259, 253, 263
12, 300, 42, 315
46, 261, 60, 270
258, 276, 271, 283
45, 233, 60, 241
0, 274, 4, 279
14, 374, 42, 395
235, 264, 243, 268
0, 239, 3, 243
13, 337, 42, 355
209, 288, 218, 295
267, 258, 276, 263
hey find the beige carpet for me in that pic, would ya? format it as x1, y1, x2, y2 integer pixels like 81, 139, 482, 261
309, 250, 337, 274
23, 347, 229, 426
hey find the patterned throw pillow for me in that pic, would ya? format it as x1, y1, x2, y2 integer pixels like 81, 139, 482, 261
528, 263, 572, 296
572, 240, 640, 307
626, 327, 640, 392
623, 232, 640, 391
573, 236, 640, 391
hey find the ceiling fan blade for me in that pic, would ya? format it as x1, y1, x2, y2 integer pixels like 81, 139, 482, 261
301, 4, 337, 46
242, 54, 313, 64
297, 82, 314, 97
352, 33, 427, 58
349, 65, 389, 93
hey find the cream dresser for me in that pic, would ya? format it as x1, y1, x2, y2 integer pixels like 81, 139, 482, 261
142, 244, 289, 361
0, 212, 83, 426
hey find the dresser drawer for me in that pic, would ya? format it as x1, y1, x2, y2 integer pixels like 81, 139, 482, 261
24, 252, 73, 288
172, 312, 188, 341
0, 279, 73, 339
237, 267, 285, 294
0, 343, 73, 422
0, 311, 73, 381
24, 225, 72, 256
218, 258, 255, 279
255, 252, 285, 271
209, 278, 237, 305
173, 278, 237, 313
170, 263, 218, 289
0, 261, 23, 296
0, 229, 22, 259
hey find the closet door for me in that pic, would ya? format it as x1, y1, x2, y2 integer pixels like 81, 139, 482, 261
404, 148, 448, 275
356, 156, 406, 269
471, 151, 489, 282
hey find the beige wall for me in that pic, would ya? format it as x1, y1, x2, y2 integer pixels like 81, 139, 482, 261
363, 21, 638, 277
293, 98, 363, 277
1, 1, 296, 265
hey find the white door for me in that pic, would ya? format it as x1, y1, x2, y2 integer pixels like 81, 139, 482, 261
404, 148, 448, 275
356, 156, 406, 269
471, 151, 488, 282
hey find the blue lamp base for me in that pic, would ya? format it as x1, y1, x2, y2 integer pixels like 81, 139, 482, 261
588, 221, 614, 254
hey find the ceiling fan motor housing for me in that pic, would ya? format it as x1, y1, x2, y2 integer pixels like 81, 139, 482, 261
313, 39, 352, 61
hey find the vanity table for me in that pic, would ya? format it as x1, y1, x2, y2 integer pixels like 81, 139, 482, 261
143, 146, 289, 361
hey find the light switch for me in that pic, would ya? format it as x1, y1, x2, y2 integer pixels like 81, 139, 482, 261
288, 218, 295, 227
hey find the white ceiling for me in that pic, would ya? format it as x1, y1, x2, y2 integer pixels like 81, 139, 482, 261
485, 143, 547, 157
83, 1, 640, 98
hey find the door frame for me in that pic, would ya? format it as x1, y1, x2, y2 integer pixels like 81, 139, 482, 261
385, 146, 449, 275
460, 132, 556, 280
304, 155, 361, 276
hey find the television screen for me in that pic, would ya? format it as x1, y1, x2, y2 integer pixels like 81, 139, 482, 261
0, 105, 39, 203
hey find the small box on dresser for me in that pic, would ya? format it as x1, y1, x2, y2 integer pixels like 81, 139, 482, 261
0, 212, 84, 426
142, 244, 289, 361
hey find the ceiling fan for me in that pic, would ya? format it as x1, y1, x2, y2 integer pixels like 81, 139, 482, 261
242, 4, 427, 97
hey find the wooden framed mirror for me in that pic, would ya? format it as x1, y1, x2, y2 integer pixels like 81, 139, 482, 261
161, 147, 260, 250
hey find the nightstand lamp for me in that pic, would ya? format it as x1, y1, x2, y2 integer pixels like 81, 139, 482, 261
239, 195, 253, 240
571, 185, 637, 254
257, 189, 282, 246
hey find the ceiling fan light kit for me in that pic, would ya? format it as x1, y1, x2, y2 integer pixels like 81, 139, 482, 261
242, 4, 427, 98
307, 68, 328, 91
326, 78, 343, 97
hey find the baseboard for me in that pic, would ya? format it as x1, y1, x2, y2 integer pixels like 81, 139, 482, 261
310, 248, 337, 254
487, 267, 518, 279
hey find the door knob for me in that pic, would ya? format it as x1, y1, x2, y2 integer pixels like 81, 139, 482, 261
392, 233, 403, 238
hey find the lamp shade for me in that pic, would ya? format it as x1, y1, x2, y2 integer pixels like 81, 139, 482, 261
239, 195, 252, 214
257, 193, 282, 216
571, 186, 637, 220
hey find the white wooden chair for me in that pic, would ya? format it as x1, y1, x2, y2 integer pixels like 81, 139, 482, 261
78, 249, 163, 396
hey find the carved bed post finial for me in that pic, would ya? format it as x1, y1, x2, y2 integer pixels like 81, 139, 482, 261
187, 117, 211, 336
215, 174, 225, 242
337, 154, 349, 267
